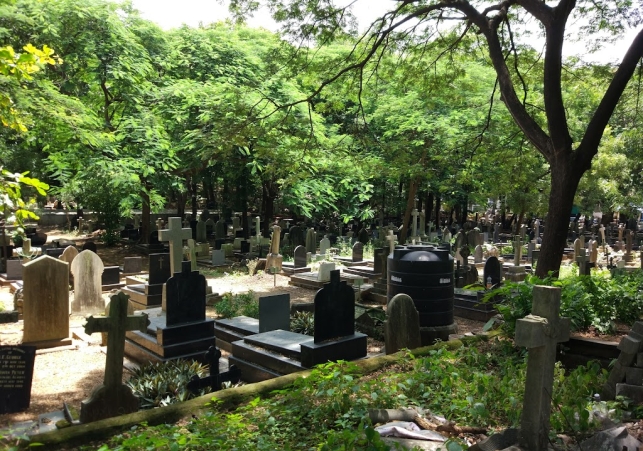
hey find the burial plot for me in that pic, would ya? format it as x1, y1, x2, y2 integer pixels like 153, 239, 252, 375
122, 253, 170, 310
125, 262, 215, 363
80, 291, 148, 423
22, 256, 72, 349
282, 245, 311, 275
71, 250, 105, 313
453, 257, 502, 322
0, 345, 36, 414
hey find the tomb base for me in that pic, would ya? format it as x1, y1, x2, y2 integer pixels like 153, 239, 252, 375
419, 324, 457, 347
124, 308, 215, 363
214, 316, 260, 352
506, 265, 527, 282
121, 283, 163, 310
281, 263, 311, 275
342, 265, 380, 281
22, 337, 73, 350
453, 289, 498, 322
300, 333, 368, 367
289, 272, 362, 290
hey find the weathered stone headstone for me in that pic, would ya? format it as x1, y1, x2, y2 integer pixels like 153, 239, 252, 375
373, 248, 385, 274
215, 219, 226, 240
386, 230, 396, 255
158, 217, 192, 275
411, 209, 419, 239
474, 244, 483, 264
266, 225, 283, 271
5, 259, 23, 280
80, 291, 148, 423
314, 270, 355, 343
384, 293, 421, 355
211, 249, 226, 266
196, 218, 207, 243
289, 225, 304, 248
515, 286, 570, 451
305, 228, 316, 254
317, 261, 335, 282
122, 256, 142, 274
293, 245, 307, 268
71, 250, 105, 313
319, 236, 331, 255
483, 256, 502, 288
493, 222, 500, 243
513, 236, 523, 266
259, 293, 290, 333
205, 218, 215, 237
576, 248, 590, 276
0, 345, 36, 414
352, 241, 364, 262
163, 261, 206, 326
187, 238, 197, 271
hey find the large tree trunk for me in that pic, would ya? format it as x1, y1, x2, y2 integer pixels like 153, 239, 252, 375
426, 192, 434, 223
399, 178, 418, 244
535, 160, 583, 277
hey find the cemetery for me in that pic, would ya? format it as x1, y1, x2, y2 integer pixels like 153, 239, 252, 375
1, 0, 643, 449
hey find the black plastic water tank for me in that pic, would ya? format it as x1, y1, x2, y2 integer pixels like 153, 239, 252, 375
387, 245, 454, 327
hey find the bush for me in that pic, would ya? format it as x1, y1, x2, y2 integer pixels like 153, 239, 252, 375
126, 359, 210, 409
214, 291, 258, 319
291, 311, 314, 336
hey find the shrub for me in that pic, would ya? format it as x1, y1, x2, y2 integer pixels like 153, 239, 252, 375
291, 311, 314, 336
214, 291, 258, 319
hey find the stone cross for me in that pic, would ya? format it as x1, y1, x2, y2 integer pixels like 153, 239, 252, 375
411, 209, 419, 238
513, 236, 523, 266
386, 230, 396, 255
599, 224, 606, 245
534, 219, 540, 240
270, 224, 281, 254
255, 216, 261, 240
159, 217, 192, 275
515, 286, 570, 451
80, 291, 149, 423
419, 210, 426, 237
155, 217, 164, 231
187, 346, 241, 394
576, 248, 590, 276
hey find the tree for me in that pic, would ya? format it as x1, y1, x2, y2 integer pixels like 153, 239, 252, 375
230, 0, 643, 276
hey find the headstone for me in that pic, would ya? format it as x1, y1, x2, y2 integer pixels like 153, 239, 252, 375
293, 245, 307, 268
625, 230, 634, 262
259, 293, 290, 333
80, 291, 148, 423
148, 253, 171, 285
386, 230, 396, 255
187, 239, 197, 271
442, 227, 452, 244
205, 218, 215, 237
317, 261, 335, 282
71, 250, 105, 313
419, 210, 426, 237
527, 241, 535, 260
384, 293, 421, 355
319, 236, 331, 255
266, 225, 283, 271
163, 261, 207, 326
411, 209, 419, 238
240, 240, 250, 253
572, 238, 581, 261
373, 248, 385, 274
454, 231, 466, 254
44, 248, 64, 258
576, 248, 590, 276
590, 240, 598, 264
158, 217, 192, 275
474, 245, 483, 264
122, 256, 142, 274
483, 256, 502, 288
313, 270, 355, 343
534, 219, 540, 240
515, 286, 570, 450
215, 219, 226, 240
513, 236, 523, 266
101, 266, 121, 286
0, 345, 36, 414
352, 241, 364, 262
305, 228, 316, 254
599, 224, 606, 246
211, 249, 226, 266
493, 222, 500, 243
82, 241, 97, 253
289, 225, 305, 248
357, 227, 369, 245
59, 245, 78, 274
6, 260, 23, 280
196, 218, 207, 243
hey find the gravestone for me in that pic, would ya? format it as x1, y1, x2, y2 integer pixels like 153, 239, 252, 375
513, 236, 523, 266
211, 249, 226, 266
45, 248, 65, 258
159, 217, 192, 276
576, 248, 590, 276
240, 240, 250, 253
293, 245, 307, 268
205, 218, 215, 237
101, 266, 121, 287
259, 293, 290, 333
80, 291, 148, 423
386, 230, 397, 255
71, 250, 105, 313
122, 256, 142, 274
319, 236, 331, 255
474, 245, 483, 264
59, 245, 78, 277
515, 286, 570, 451
573, 238, 581, 261
317, 261, 335, 282
187, 346, 241, 395
352, 241, 364, 262
148, 253, 171, 285
162, 261, 206, 326
384, 293, 421, 355
0, 345, 36, 413
483, 256, 502, 288
187, 239, 197, 271
305, 228, 316, 254
411, 209, 419, 238
625, 230, 634, 262
493, 222, 500, 243
196, 218, 207, 243
373, 248, 385, 274
6, 260, 23, 280
289, 225, 304, 248
215, 219, 226, 240
266, 225, 283, 271
81, 241, 97, 253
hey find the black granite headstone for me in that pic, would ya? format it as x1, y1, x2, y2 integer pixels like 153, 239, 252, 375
293, 245, 307, 268
28, 231, 47, 246
483, 256, 502, 287
373, 248, 385, 274
82, 241, 97, 253
235, 230, 244, 239
352, 242, 364, 262
101, 266, 120, 286
164, 261, 206, 327
190, 220, 198, 240
0, 345, 36, 413
313, 270, 355, 343
45, 248, 65, 258
289, 226, 304, 247
149, 231, 159, 245
240, 241, 250, 253
259, 293, 290, 333
214, 239, 225, 251
148, 253, 171, 285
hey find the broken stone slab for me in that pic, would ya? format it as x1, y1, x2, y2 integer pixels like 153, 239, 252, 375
617, 336, 641, 355
579, 425, 641, 451
468, 428, 519, 451
626, 367, 643, 385
616, 383, 643, 403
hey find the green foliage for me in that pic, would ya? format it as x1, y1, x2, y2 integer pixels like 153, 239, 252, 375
488, 271, 643, 336
126, 360, 210, 409
214, 291, 258, 319
290, 311, 314, 336
0, 168, 48, 228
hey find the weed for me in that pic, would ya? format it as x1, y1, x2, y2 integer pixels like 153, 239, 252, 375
214, 291, 258, 319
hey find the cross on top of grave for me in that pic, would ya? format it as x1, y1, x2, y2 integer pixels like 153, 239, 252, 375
576, 248, 590, 276
187, 346, 241, 394
513, 236, 523, 266
515, 286, 570, 451
159, 217, 192, 275
80, 291, 149, 423
386, 230, 396, 255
